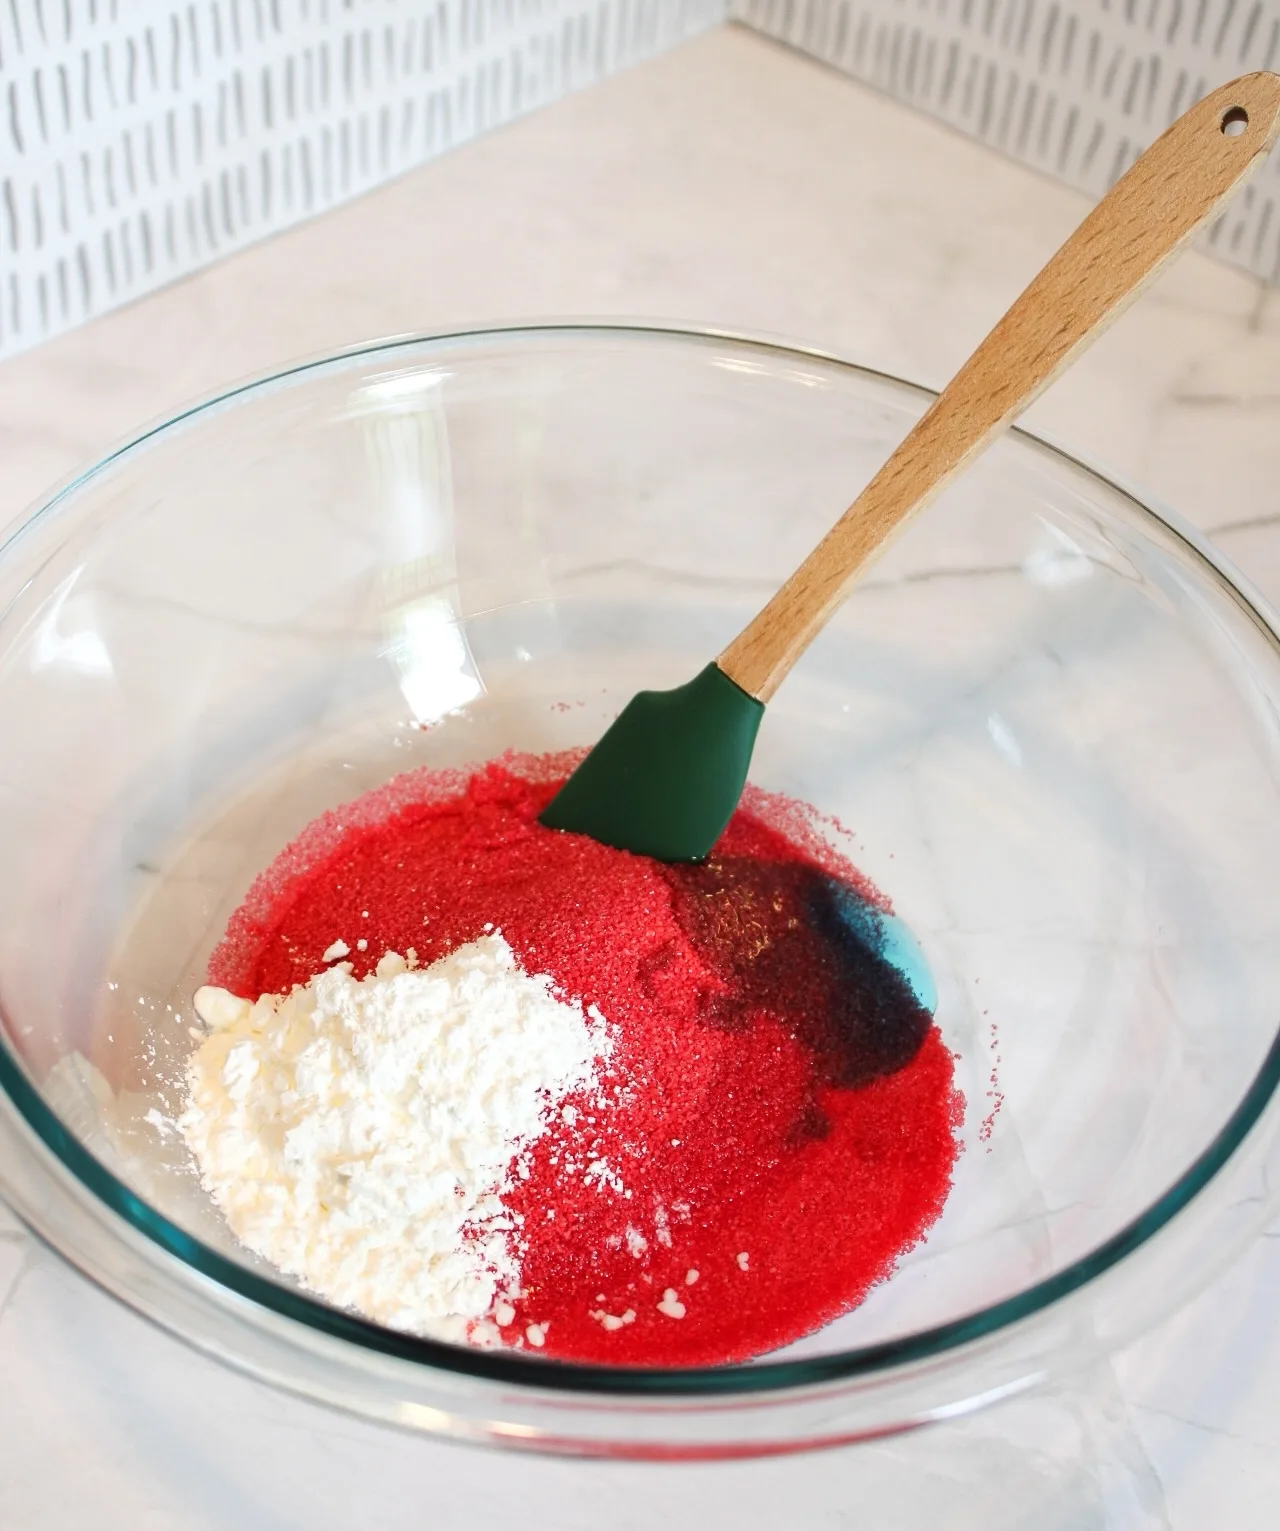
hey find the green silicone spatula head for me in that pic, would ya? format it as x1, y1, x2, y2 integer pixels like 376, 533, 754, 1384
542, 74, 1280, 861
538, 663, 764, 861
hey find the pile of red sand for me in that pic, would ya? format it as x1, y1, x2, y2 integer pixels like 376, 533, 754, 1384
209, 756, 963, 1366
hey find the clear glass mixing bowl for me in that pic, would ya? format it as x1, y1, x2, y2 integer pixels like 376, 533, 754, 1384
1, 324, 1279, 1459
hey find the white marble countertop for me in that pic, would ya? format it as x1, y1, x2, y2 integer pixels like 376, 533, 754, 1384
1, 25, 1279, 1529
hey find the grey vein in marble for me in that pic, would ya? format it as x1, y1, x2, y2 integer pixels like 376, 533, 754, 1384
0, 1237, 27, 1321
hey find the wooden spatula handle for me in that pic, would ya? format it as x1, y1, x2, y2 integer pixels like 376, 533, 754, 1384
719, 72, 1280, 703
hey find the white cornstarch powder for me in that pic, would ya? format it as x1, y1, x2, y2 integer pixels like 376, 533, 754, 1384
180, 935, 612, 1341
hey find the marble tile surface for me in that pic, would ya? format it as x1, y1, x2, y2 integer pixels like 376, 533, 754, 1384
1, 24, 1279, 1529
0, 1239, 1176, 1531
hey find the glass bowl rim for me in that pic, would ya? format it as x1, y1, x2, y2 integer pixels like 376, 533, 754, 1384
1, 319, 1279, 1400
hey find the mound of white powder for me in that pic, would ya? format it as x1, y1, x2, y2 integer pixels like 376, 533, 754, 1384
179, 935, 612, 1341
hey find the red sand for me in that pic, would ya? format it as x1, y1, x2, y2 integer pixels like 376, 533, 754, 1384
210, 756, 963, 1366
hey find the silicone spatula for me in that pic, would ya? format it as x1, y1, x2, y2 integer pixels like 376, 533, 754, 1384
541, 73, 1280, 861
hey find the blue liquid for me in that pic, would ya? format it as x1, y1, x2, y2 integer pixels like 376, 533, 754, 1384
826, 882, 938, 1016
663, 856, 938, 1092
